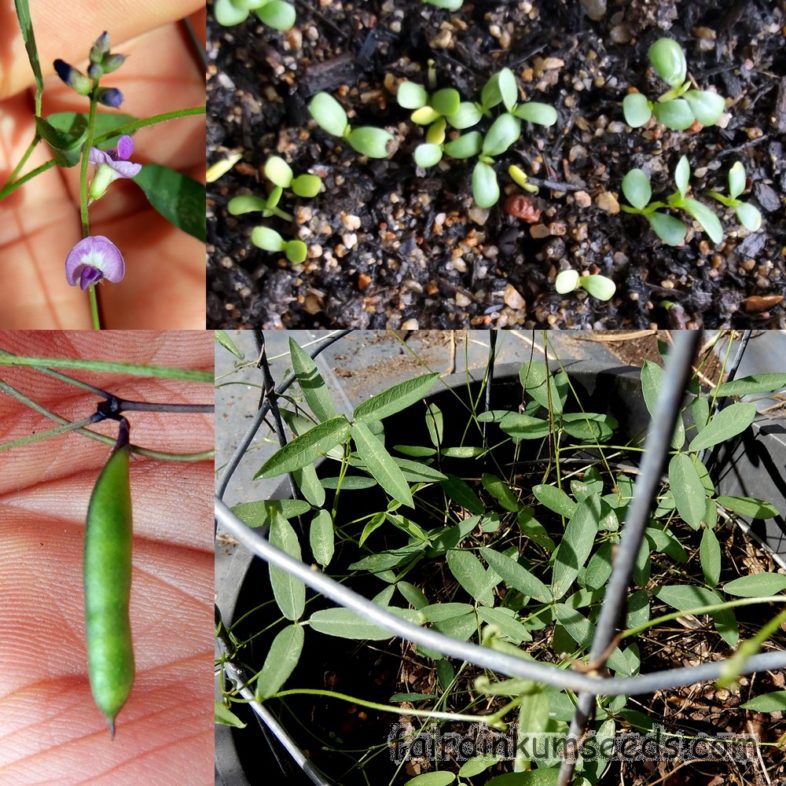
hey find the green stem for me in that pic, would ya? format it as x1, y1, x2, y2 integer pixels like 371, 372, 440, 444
0, 354, 213, 382
0, 415, 98, 452
1, 133, 40, 191
271, 688, 502, 727
79, 90, 101, 330
0, 378, 213, 462
0, 160, 56, 200
91, 106, 205, 146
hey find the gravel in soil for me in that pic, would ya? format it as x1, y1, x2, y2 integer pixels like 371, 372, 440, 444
207, 0, 786, 330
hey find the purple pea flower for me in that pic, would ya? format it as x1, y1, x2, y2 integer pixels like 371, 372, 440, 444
65, 236, 125, 290
88, 135, 142, 200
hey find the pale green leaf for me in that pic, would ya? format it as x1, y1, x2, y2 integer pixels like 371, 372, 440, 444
257, 624, 304, 698
351, 422, 413, 507
353, 372, 440, 423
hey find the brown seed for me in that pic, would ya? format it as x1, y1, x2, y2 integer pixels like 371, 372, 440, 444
503, 195, 542, 223
743, 294, 784, 313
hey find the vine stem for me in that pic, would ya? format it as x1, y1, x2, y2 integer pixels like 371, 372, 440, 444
1, 133, 40, 191
90, 106, 205, 146
79, 89, 101, 329
0, 160, 55, 200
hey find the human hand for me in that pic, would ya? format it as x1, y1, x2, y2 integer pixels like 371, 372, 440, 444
0, 331, 214, 784
0, 2, 206, 328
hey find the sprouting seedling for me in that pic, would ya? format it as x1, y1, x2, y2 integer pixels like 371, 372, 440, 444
623, 37, 726, 131
397, 82, 481, 130
214, 0, 296, 30
508, 164, 539, 194
555, 270, 616, 301
308, 93, 394, 159
472, 69, 557, 208
708, 162, 763, 232
423, 0, 464, 8
251, 226, 307, 264
227, 155, 321, 220
621, 156, 723, 246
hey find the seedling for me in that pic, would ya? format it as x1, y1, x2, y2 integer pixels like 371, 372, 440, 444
251, 226, 307, 264
214, 0, 296, 30
623, 38, 726, 131
708, 162, 763, 232
397, 82, 481, 130
308, 93, 394, 159
423, 0, 464, 8
555, 270, 616, 301
621, 156, 723, 246
508, 164, 539, 194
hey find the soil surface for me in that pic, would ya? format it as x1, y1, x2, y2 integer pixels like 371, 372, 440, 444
207, 0, 786, 329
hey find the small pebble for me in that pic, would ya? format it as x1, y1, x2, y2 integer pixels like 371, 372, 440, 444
503, 283, 526, 310
574, 191, 592, 208
596, 191, 620, 214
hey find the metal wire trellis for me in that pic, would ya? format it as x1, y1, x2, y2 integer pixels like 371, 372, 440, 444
216, 330, 783, 786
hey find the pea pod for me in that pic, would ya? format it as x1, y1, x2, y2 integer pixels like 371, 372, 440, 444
84, 417, 134, 737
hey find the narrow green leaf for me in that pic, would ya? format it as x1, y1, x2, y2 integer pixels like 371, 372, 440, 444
215, 701, 246, 728
717, 496, 780, 519
14, 0, 43, 113
481, 548, 551, 602
310, 509, 334, 566
656, 584, 723, 610
441, 474, 486, 515
231, 499, 311, 527
292, 462, 325, 507
700, 527, 721, 586
132, 164, 206, 242
269, 513, 306, 620
641, 360, 685, 448
482, 473, 520, 512
551, 496, 601, 598
459, 755, 501, 778
532, 484, 576, 518
404, 773, 456, 786
256, 416, 350, 478
668, 454, 707, 528
309, 607, 420, 640
425, 403, 443, 447
688, 402, 757, 452
498, 412, 551, 440
353, 373, 439, 423
741, 691, 786, 712
447, 549, 495, 606
394, 458, 447, 482
519, 361, 564, 413
257, 624, 304, 698
724, 573, 786, 598
351, 422, 413, 507
289, 338, 337, 422
715, 373, 786, 397
216, 330, 243, 358
477, 607, 532, 644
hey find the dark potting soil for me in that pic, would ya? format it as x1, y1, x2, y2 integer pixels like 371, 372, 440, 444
207, 0, 786, 330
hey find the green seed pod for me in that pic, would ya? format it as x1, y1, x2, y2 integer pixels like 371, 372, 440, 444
84, 418, 134, 737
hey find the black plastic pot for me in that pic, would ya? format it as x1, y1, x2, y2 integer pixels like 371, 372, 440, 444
215, 359, 785, 785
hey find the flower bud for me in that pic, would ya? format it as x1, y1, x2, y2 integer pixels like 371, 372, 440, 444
100, 53, 127, 74
53, 59, 92, 96
90, 31, 111, 63
88, 164, 116, 201
87, 63, 103, 80
97, 87, 124, 108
